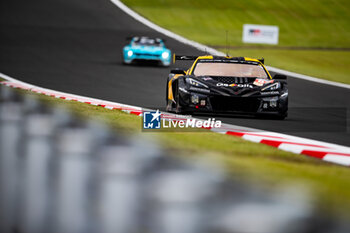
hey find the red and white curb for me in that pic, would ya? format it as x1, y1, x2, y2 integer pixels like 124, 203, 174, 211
1, 73, 350, 167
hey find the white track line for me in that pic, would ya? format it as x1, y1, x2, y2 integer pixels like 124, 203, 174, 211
110, 0, 350, 90
265, 66, 350, 89
1, 72, 350, 167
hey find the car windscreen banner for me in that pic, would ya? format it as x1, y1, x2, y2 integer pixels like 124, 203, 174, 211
242, 24, 279, 45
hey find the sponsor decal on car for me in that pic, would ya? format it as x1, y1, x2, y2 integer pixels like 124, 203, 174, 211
237, 84, 254, 88
216, 83, 229, 87
216, 83, 228, 87
261, 91, 280, 95
216, 83, 253, 88
253, 79, 274, 86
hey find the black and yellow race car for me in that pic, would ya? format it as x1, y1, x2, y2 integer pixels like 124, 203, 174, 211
166, 55, 288, 119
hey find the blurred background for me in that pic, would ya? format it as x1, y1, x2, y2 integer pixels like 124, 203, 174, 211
1, 85, 348, 233
122, 0, 350, 84
1, 0, 350, 232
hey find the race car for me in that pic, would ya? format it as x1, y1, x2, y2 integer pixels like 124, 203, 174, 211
123, 36, 171, 66
166, 55, 288, 119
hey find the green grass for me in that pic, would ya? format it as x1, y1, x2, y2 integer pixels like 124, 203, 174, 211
231, 49, 350, 83
29, 91, 350, 217
121, 0, 350, 84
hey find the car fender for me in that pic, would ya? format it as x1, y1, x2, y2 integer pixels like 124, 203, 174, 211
168, 74, 184, 101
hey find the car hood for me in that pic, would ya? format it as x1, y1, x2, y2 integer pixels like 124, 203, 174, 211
191, 76, 277, 96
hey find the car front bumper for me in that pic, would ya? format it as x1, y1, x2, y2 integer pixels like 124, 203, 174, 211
178, 90, 288, 116
123, 52, 171, 66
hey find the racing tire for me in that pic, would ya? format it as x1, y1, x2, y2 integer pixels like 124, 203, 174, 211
166, 77, 169, 105
174, 87, 193, 115
174, 86, 183, 114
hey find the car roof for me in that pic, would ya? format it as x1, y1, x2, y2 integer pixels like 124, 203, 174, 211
195, 55, 261, 64
132, 36, 163, 42
187, 55, 272, 79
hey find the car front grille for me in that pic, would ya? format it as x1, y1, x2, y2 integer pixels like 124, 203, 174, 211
134, 53, 160, 57
211, 76, 255, 84
210, 96, 260, 112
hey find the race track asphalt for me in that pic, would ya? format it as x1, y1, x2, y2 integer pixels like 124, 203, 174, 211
1, 0, 349, 146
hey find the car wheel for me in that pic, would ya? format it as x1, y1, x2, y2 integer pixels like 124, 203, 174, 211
174, 86, 182, 114
166, 77, 169, 105
165, 77, 172, 112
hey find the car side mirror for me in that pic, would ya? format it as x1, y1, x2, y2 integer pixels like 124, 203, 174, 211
273, 74, 287, 80
170, 69, 186, 75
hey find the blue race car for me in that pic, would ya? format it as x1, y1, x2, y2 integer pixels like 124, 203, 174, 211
123, 36, 171, 66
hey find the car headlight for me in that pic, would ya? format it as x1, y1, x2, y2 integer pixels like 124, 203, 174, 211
162, 51, 169, 59
127, 50, 133, 57
191, 95, 199, 104
186, 78, 208, 88
261, 82, 280, 91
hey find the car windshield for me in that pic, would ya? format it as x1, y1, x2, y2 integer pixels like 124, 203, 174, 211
133, 37, 161, 47
193, 62, 268, 78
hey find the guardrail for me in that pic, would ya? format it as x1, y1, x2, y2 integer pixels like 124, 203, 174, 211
0, 85, 345, 233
